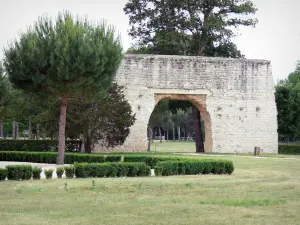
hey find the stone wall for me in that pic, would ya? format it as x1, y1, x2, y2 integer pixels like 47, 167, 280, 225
93, 54, 278, 153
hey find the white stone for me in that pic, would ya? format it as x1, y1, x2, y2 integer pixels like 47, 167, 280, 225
93, 55, 278, 154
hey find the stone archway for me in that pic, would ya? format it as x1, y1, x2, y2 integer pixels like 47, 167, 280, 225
93, 54, 278, 154
154, 93, 212, 152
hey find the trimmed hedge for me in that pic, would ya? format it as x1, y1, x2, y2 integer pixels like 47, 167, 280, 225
74, 162, 151, 178
0, 168, 7, 180
0, 140, 82, 152
32, 167, 42, 180
56, 167, 64, 178
44, 169, 54, 179
123, 156, 181, 168
6, 165, 32, 180
65, 166, 75, 179
0, 151, 120, 164
155, 159, 234, 176
279, 144, 300, 155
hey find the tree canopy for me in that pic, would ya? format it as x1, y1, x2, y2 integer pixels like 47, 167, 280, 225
4, 12, 123, 164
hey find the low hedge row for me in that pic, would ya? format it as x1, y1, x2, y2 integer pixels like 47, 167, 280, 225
74, 162, 151, 178
0, 165, 75, 180
123, 156, 181, 168
0, 140, 82, 152
0, 151, 121, 164
278, 144, 300, 155
155, 159, 234, 176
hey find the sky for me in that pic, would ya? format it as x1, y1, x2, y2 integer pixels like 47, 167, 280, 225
0, 0, 299, 82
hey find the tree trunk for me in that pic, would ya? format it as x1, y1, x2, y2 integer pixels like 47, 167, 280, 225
158, 127, 162, 143
84, 135, 92, 154
177, 126, 181, 141
147, 126, 153, 152
172, 122, 175, 141
192, 105, 204, 153
0, 120, 3, 138
166, 130, 169, 141
16, 122, 19, 139
57, 97, 68, 165
36, 124, 40, 140
183, 127, 186, 141
28, 117, 32, 139
12, 121, 16, 139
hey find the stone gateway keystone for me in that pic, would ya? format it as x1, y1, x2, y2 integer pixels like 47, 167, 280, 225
94, 54, 278, 154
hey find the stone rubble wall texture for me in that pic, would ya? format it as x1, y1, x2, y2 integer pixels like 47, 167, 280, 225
93, 54, 278, 153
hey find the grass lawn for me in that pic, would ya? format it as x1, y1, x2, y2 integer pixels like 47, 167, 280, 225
150, 141, 300, 159
1, 155, 300, 225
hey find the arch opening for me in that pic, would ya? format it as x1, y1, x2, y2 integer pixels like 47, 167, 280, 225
147, 94, 212, 153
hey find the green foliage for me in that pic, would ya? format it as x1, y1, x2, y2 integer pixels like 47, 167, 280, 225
123, 156, 180, 168
64, 166, 75, 179
4, 11, 123, 97
278, 145, 300, 155
0, 140, 82, 152
32, 167, 42, 180
56, 167, 64, 178
0, 151, 110, 164
276, 62, 300, 142
4, 11, 123, 164
44, 169, 54, 179
104, 156, 122, 162
59, 83, 135, 153
74, 162, 151, 178
124, 0, 255, 57
155, 160, 234, 176
6, 165, 32, 180
0, 168, 7, 181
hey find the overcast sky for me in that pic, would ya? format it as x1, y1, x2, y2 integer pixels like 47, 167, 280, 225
0, 0, 299, 82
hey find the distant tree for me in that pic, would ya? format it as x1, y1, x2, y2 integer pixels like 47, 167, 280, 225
276, 61, 300, 142
4, 12, 123, 164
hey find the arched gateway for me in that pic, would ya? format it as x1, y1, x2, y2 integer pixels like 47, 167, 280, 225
94, 54, 278, 154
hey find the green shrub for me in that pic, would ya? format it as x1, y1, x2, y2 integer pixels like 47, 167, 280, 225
279, 144, 300, 155
0, 151, 106, 164
0, 168, 7, 181
65, 166, 75, 179
44, 169, 54, 179
105, 156, 122, 163
32, 167, 42, 180
225, 161, 234, 174
123, 156, 180, 168
155, 159, 234, 176
6, 165, 32, 180
56, 167, 64, 178
0, 140, 82, 152
74, 162, 150, 178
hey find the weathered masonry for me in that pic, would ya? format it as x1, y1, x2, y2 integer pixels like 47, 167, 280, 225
94, 54, 278, 154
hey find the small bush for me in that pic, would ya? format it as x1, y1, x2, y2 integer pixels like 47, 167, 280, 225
279, 144, 300, 155
56, 167, 64, 178
0, 168, 7, 181
32, 167, 42, 180
44, 169, 54, 179
6, 165, 32, 180
65, 166, 75, 179
155, 159, 234, 176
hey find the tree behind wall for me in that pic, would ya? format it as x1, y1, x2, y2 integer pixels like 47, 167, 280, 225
4, 12, 123, 164
124, 0, 257, 152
